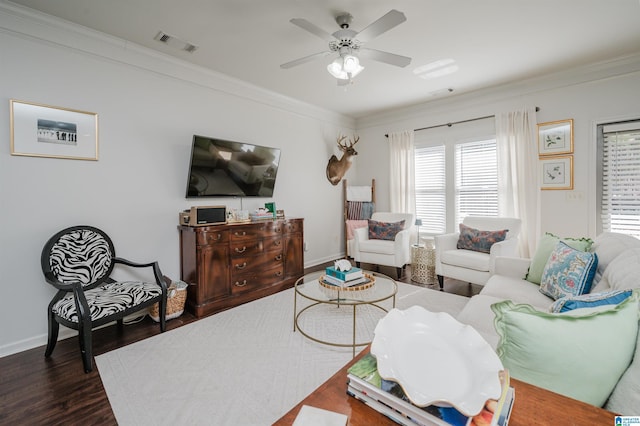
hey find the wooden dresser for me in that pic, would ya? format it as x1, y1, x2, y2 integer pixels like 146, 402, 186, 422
178, 218, 304, 317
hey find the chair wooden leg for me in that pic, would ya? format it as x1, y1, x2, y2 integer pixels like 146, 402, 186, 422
437, 275, 444, 291
44, 310, 59, 358
78, 319, 93, 373
396, 267, 402, 279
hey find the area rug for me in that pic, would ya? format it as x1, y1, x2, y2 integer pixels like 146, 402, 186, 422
96, 282, 468, 425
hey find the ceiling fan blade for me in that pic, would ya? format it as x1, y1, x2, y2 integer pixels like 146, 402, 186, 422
359, 48, 412, 68
355, 9, 407, 43
290, 18, 335, 42
280, 51, 333, 69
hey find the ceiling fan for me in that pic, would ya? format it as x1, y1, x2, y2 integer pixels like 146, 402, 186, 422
280, 9, 412, 85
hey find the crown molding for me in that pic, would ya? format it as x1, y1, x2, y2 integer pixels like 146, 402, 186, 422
0, 2, 355, 129
356, 52, 640, 130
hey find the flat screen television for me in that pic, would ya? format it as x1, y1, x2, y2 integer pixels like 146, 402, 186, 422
186, 135, 281, 198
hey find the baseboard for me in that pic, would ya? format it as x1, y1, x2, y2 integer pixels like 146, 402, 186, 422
0, 328, 76, 358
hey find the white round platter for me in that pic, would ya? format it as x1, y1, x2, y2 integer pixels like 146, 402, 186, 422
370, 305, 503, 417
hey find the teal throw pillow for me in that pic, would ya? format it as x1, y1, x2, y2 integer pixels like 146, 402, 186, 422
549, 289, 633, 313
526, 233, 593, 285
368, 219, 405, 241
456, 223, 508, 254
491, 292, 639, 407
539, 241, 598, 300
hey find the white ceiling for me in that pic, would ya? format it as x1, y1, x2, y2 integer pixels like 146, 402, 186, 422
8, 0, 640, 119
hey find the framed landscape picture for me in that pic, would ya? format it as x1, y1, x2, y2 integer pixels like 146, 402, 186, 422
10, 99, 98, 161
538, 119, 573, 156
540, 155, 573, 190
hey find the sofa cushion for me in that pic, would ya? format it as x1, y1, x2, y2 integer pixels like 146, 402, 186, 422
539, 241, 598, 300
592, 247, 640, 293
491, 293, 639, 407
358, 239, 397, 255
440, 249, 490, 272
456, 223, 508, 254
456, 294, 508, 349
368, 219, 405, 241
549, 289, 633, 313
526, 233, 593, 285
481, 275, 554, 309
590, 232, 640, 287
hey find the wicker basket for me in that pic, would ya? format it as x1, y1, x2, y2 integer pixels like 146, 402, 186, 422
150, 280, 188, 322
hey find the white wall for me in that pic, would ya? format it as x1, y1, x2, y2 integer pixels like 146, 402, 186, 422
355, 55, 640, 239
0, 5, 356, 356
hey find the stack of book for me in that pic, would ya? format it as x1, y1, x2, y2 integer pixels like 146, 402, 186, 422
347, 354, 515, 426
323, 266, 370, 287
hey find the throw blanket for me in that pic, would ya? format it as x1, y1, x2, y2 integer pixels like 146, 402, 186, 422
346, 220, 368, 240
347, 201, 375, 220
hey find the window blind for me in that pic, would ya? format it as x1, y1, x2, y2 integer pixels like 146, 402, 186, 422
415, 144, 446, 234
455, 139, 498, 225
601, 121, 640, 238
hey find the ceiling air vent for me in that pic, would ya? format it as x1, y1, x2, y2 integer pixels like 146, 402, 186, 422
154, 31, 198, 53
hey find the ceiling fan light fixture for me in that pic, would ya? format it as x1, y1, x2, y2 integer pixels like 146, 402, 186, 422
327, 54, 364, 80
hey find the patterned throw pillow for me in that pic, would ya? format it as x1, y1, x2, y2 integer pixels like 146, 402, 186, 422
525, 233, 594, 285
368, 219, 405, 241
549, 289, 633, 313
456, 223, 508, 254
539, 241, 598, 300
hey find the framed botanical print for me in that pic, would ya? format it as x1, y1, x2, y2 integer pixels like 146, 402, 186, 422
540, 155, 573, 190
538, 119, 573, 156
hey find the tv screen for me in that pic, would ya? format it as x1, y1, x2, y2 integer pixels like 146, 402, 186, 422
186, 135, 281, 198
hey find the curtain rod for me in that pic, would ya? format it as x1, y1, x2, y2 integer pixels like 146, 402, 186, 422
384, 107, 540, 137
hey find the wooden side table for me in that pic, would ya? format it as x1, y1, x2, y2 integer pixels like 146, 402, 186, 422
411, 244, 436, 285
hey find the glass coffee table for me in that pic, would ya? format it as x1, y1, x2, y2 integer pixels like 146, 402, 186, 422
293, 270, 397, 357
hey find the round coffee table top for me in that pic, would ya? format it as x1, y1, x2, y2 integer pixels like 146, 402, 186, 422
294, 270, 397, 305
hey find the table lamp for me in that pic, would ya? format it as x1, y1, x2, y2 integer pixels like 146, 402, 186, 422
415, 218, 423, 246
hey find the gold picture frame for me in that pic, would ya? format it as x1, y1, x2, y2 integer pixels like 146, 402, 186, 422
538, 119, 573, 156
540, 155, 573, 190
10, 99, 98, 161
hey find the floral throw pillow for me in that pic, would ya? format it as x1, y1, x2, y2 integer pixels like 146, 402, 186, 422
368, 219, 405, 241
456, 223, 508, 254
539, 241, 598, 300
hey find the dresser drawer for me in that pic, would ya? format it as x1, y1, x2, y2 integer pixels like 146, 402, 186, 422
229, 225, 262, 241
230, 265, 285, 295
229, 240, 262, 257
263, 236, 284, 252
283, 219, 302, 234
261, 221, 284, 237
196, 229, 229, 246
230, 252, 284, 275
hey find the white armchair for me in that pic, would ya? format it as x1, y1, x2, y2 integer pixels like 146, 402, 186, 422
352, 212, 415, 279
435, 216, 521, 289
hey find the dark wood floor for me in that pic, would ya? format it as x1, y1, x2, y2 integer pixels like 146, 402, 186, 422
0, 264, 479, 425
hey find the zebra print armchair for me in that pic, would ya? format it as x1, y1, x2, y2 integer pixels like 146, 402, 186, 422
41, 225, 168, 373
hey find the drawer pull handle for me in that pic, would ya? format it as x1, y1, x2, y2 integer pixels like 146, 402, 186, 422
275, 240, 281, 246
209, 234, 222, 241
235, 246, 247, 253
275, 254, 283, 261
275, 271, 283, 277
275, 228, 281, 233
234, 231, 246, 237
234, 280, 248, 287
235, 262, 247, 270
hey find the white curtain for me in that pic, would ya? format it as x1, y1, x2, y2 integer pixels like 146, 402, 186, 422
496, 107, 540, 258
388, 130, 416, 215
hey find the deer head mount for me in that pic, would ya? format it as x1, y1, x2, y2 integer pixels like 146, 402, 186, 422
326, 134, 359, 185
